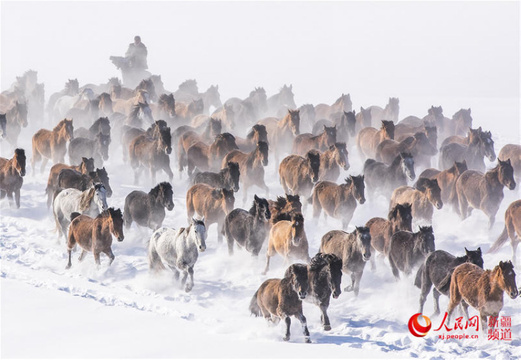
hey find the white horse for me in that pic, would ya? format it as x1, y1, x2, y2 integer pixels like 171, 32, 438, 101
148, 217, 207, 292
53, 88, 95, 121
53, 183, 108, 242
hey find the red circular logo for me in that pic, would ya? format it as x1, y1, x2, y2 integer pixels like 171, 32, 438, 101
408, 313, 432, 337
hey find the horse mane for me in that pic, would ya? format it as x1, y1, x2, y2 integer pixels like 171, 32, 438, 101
149, 182, 172, 199
274, 196, 288, 210
53, 119, 68, 132
78, 186, 96, 212
14, 148, 25, 158
283, 263, 307, 279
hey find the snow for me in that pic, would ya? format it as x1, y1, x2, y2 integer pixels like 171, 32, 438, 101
1, 1, 520, 359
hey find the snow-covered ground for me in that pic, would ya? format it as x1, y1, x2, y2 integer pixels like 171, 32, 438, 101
1, 92, 520, 359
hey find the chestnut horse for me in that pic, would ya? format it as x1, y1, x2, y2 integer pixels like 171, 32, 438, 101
264, 213, 310, 274
446, 261, 518, 334
279, 150, 321, 200
66, 208, 124, 269
455, 159, 516, 228
249, 263, 311, 343
356, 120, 395, 160
31, 119, 74, 174
314, 93, 352, 120
0, 148, 26, 208
292, 125, 337, 156
417, 160, 467, 208
498, 144, 521, 185
318, 143, 350, 182
489, 200, 521, 265
258, 109, 300, 164
310, 176, 366, 230
185, 133, 238, 175
390, 179, 443, 223
268, 194, 302, 226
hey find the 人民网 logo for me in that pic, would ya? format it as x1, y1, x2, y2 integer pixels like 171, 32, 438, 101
408, 313, 432, 337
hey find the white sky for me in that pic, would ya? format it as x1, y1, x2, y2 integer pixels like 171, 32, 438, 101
1, 1, 519, 106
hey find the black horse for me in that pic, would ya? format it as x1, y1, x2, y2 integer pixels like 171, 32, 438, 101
191, 161, 240, 192
123, 182, 174, 230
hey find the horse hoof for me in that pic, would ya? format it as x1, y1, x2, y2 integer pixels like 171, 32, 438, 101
344, 286, 353, 292
65, 264, 71, 270
283, 336, 290, 342
323, 325, 331, 331
305, 338, 312, 343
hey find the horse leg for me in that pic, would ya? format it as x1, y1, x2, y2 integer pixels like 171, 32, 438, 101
93, 251, 102, 268
6, 191, 14, 208
13, 188, 21, 208
431, 288, 441, 317
388, 255, 400, 280
78, 250, 87, 262
460, 300, 470, 320
242, 183, 249, 207
40, 157, 49, 174
297, 313, 311, 343
168, 265, 180, 281
163, 162, 174, 182
446, 283, 461, 324
66, 249, 73, 269
344, 272, 355, 292
217, 221, 224, 244
0, 190, 5, 199
419, 276, 432, 315
104, 249, 115, 266
225, 228, 234, 256
513, 239, 519, 266
319, 303, 331, 331
353, 271, 363, 297
283, 316, 291, 341
185, 267, 194, 292
263, 254, 271, 275
31, 150, 41, 176
480, 312, 489, 335
458, 193, 469, 220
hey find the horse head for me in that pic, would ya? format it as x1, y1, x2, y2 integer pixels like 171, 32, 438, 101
190, 217, 207, 252
349, 175, 366, 204
306, 150, 321, 183
108, 208, 124, 242
93, 183, 108, 212
290, 212, 305, 247
284, 263, 308, 300
224, 161, 240, 192
497, 158, 516, 190
400, 152, 416, 181
417, 226, 436, 255
355, 226, 371, 262
464, 247, 484, 269
332, 143, 349, 171
287, 109, 300, 136
497, 261, 518, 299
388, 202, 413, 232
14, 148, 26, 177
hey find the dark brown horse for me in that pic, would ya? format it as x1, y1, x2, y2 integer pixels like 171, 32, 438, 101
320, 227, 371, 296
363, 152, 416, 199
66, 208, 124, 269
74, 116, 111, 139
264, 213, 309, 274
310, 176, 366, 230
292, 125, 337, 156
415, 248, 483, 316
123, 182, 174, 230
46, 157, 95, 208
318, 143, 350, 182
31, 119, 74, 174
0, 148, 26, 208
446, 261, 518, 334
57, 167, 113, 198
455, 159, 516, 228
258, 109, 300, 163
235, 124, 268, 152
221, 141, 269, 204
279, 151, 321, 200
388, 226, 435, 279
186, 184, 235, 243
376, 132, 437, 168
366, 203, 413, 267
489, 200, 521, 265
356, 120, 395, 160
129, 126, 173, 184
314, 93, 352, 120
68, 132, 111, 168
439, 127, 495, 171
175, 98, 204, 123
390, 179, 443, 223
151, 93, 176, 120
191, 161, 240, 192
367, 97, 400, 125
355, 106, 372, 132
249, 263, 311, 343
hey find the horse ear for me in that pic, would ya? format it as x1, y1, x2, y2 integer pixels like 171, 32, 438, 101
506, 158, 511, 165
323, 125, 327, 131
465, 247, 469, 254
477, 247, 481, 254
254, 194, 260, 202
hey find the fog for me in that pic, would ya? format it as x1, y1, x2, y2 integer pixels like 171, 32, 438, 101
2, 1, 519, 105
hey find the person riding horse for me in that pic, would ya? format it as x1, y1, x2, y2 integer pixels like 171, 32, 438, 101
125, 36, 148, 71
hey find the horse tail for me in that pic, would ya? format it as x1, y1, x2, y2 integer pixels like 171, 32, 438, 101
414, 263, 425, 289
488, 225, 509, 254
437, 270, 453, 294
129, 140, 139, 169
307, 195, 313, 205
249, 290, 262, 317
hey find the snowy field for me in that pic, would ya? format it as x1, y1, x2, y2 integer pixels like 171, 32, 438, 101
1, 1, 520, 359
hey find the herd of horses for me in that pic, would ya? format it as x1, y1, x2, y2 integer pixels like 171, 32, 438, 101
1, 69, 520, 342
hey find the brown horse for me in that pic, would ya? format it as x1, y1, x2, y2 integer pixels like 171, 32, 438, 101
221, 141, 269, 204
45, 157, 95, 208
268, 194, 302, 226
210, 104, 235, 131
186, 184, 235, 243
356, 120, 395, 160
66, 208, 124, 269
498, 144, 521, 184
396, 124, 438, 150
318, 143, 350, 182
292, 125, 337, 156
314, 93, 352, 120
235, 124, 268, 152
388, 226, 435, 279
446, 261, 518, 334
0, 148, 26, 208
439, 127, 495, 171
390, 179, 443, 223
320, 227, 372, 296
57, 167, 112, 198
376, 132, 437, 168
355, 107, 372, 132
4, 101, 28, 147
366, 203, 413, 266
367, 97, 400, 125
417, 160, 467, 208
186, 133, 238, 175
489, 200, 521, 265
311, 176, 366, 230
249, 263, 311, 343
264, 213, 310, 274
279, 150, 321, 200
267, 84, 296, 116
112, 89, 149, 115
175, 98, 204, 123
258, 109, 300, 163
68, 132, 111, 168
455, 159, 516, 228
129, 126, 173, 184
31, 119, 74, 174
151, 93, 176, 120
